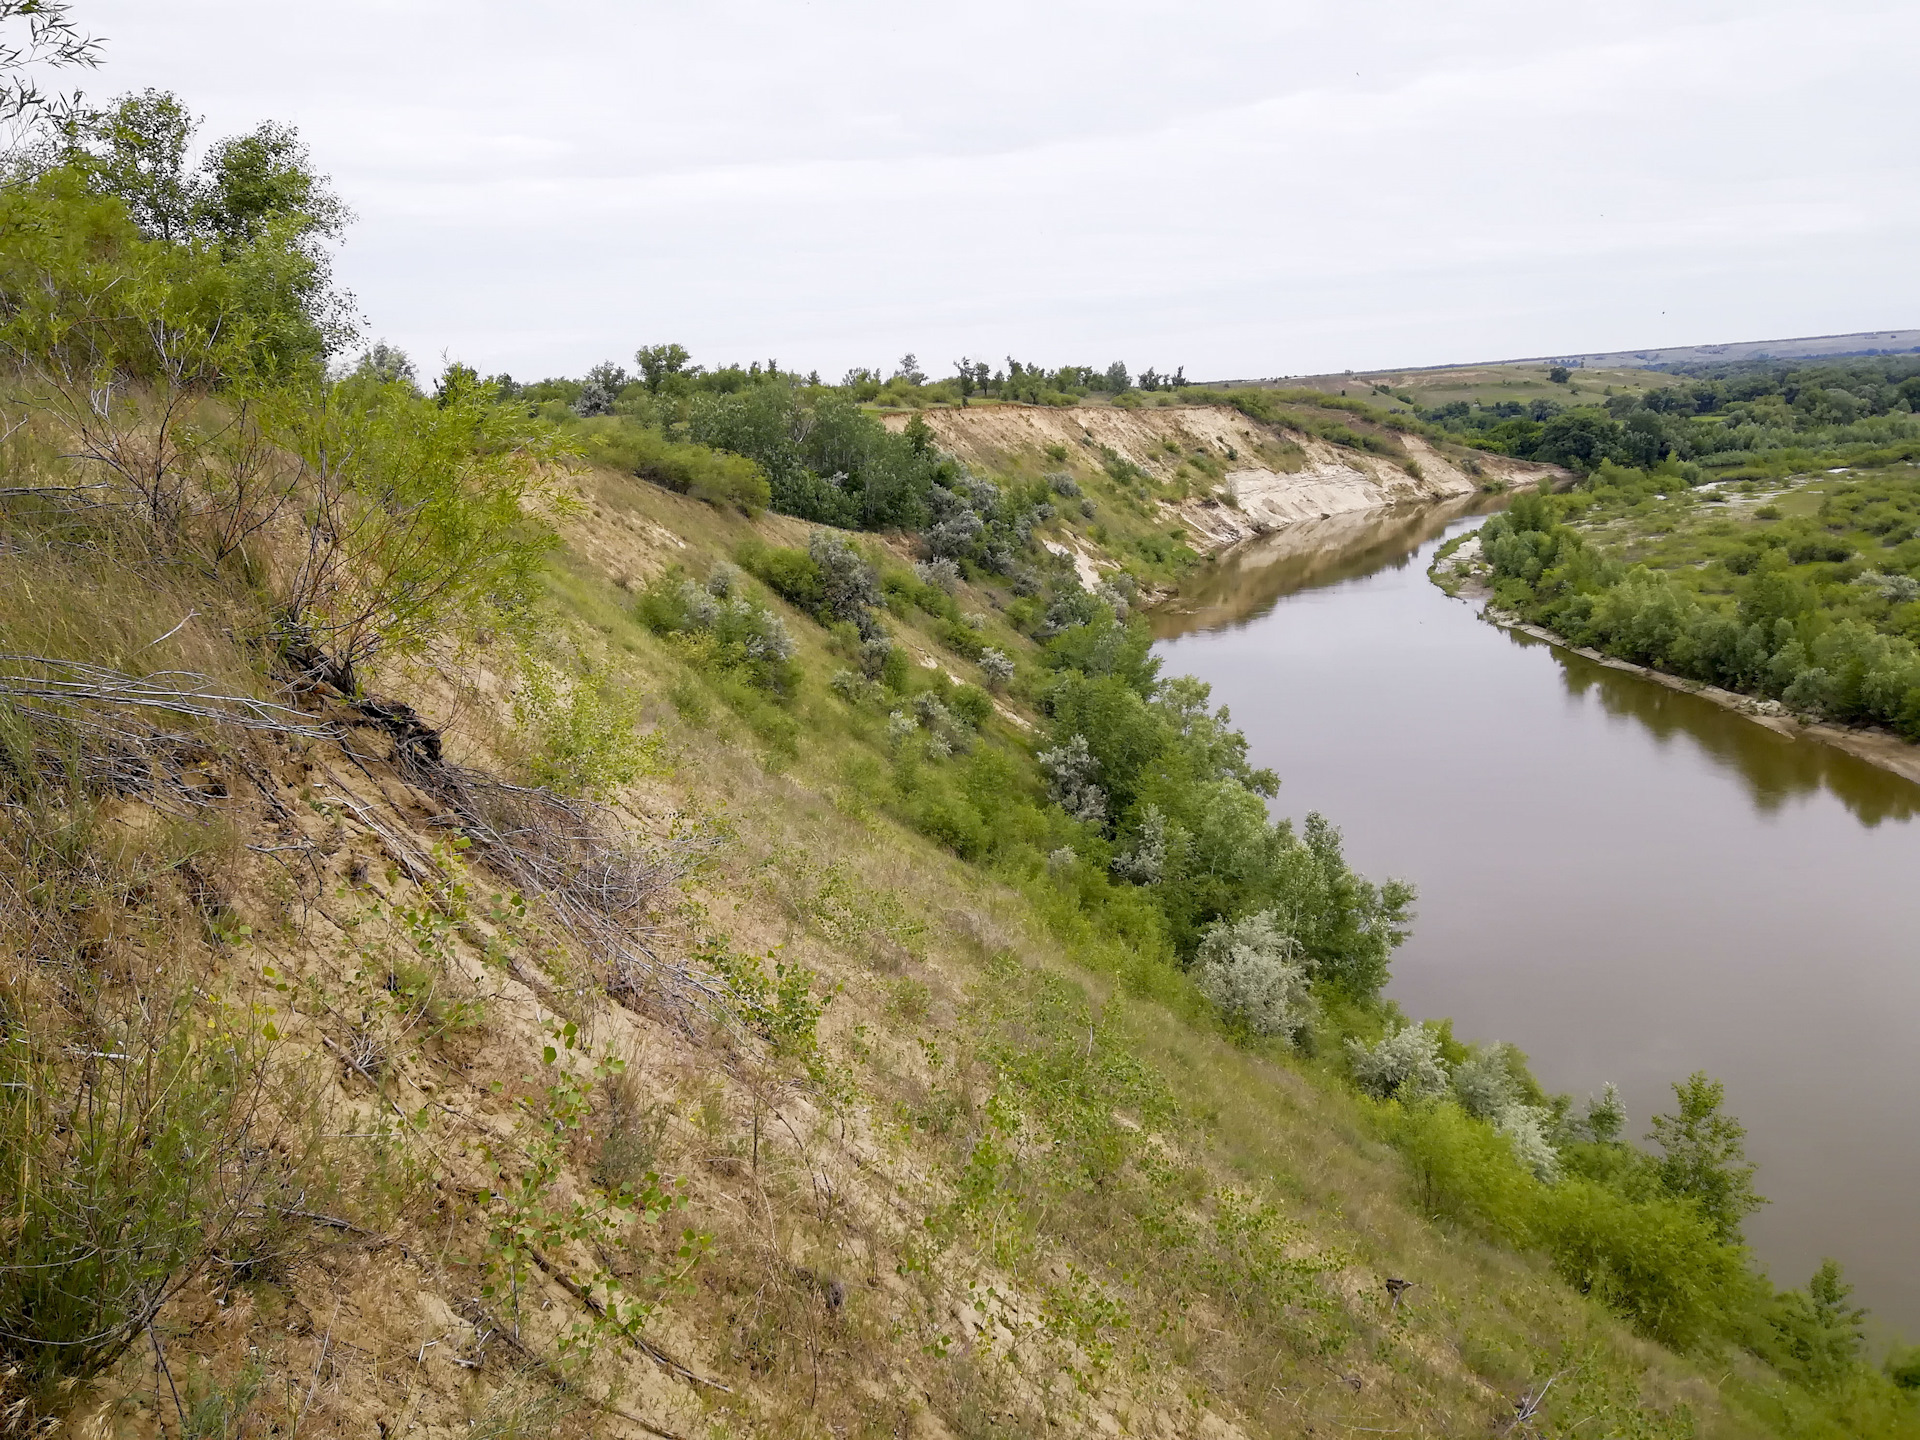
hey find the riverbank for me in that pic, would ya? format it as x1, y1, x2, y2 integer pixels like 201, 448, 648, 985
1155, 503, 1920, 1349
883, 402, 1561, 549
1484, 606, 1920, 787
1429, 499, 1920, 791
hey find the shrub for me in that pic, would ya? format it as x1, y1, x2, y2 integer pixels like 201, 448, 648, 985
909, 787, 991, 859
1495, 1104, 1562, 1183
736, 538, 826, 614
1540, 1179, 1742, 1350
583, 421, 770, 512
1393, 1099, 1538, 1237
910, 693, 970, 757
808, 531, 883, 622
915, 556, 962, 592
1451, 1043, 1522, 1120
1038, 732, 1108, 826
1348, 1022, 1450, 1100
637, 570, 801, 696
696, 938, 830, 1057
935, 616, 987, 660
947, 684, 993, 729
270, 377, 571, 683
0, 983, 305, 1407
978, 647, 1015, 689
513, 662, 661, 798
828, 668, 880, 706
1191, 910, 1317, 1043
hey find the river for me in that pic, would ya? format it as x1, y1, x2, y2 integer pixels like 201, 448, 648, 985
1152, 496, 1920, 1336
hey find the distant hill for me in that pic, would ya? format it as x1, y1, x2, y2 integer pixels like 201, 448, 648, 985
1524, 329, 1920, 372
1215, 330, 1920, 390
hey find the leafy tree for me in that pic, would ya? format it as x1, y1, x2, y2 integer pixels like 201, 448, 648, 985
351, 340, 417, 390
1647, 1072, 1764, 1244
55, 90, 348, 253
1582, 1082, 1627, 1143
953, 356, 977, 406
197, 121, 348, 246
893, 352, 926, 386
432, 359, 479, 407
635, 341, 693, 394
573, 360, 629, 416
25, 91, 354, 365
1768, 1260, 1866, 1389
1548, 365, 1571, 383
1102, 360, 1131, 394
0, 0, 101, 124
61, 87, 201, 241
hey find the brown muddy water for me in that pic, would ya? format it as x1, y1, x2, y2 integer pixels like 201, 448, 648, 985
1153, 496, 1920, 1336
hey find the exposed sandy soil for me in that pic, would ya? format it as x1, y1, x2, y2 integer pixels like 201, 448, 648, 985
883, 404, 1558, 550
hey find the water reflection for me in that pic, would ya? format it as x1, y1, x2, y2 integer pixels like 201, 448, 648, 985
1153, 493, 1504, 638
1511, 620, 1920, 826
1152, 502, 1920, 1333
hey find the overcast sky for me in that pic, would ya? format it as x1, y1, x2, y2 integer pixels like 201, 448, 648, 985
64, 0, 1920, 383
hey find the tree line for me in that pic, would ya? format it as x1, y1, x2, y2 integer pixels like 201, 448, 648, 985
1421, 356, 1920, 475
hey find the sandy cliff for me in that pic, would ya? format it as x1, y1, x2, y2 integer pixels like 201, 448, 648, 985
882, 403, 1558, 548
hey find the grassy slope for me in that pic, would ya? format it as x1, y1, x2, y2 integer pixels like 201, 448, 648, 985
532, 469, 1724, 1440
1228, 362, 1678, 417
6, 420, 1900, 1439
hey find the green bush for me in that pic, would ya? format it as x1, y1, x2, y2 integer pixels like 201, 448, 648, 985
0, 984, 301, 1405
936, 616, 987, 659
1540, 1179, 1743, 1351
736, 538, 826, 615
695, 937, 830, 1056
1388, 1098, 1745, 1351
636, 568, 801, 697
513, 661, 662, 797
948, 683, 993, 729
581, 420, 770, 512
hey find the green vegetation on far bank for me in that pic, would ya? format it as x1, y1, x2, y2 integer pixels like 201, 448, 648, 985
2, 26, 1918, 1436
1413, 355, 1920, 477
1462, 458, 1920, 740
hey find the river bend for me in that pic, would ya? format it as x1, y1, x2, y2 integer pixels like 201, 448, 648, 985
1153, 498, 1920, 1334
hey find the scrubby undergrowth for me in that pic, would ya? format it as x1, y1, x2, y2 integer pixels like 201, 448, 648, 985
0, 433, 1908, 1438
0, 61, 1912, 1439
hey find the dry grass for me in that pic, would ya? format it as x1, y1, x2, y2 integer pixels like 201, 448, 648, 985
0, 431, 1864, 1440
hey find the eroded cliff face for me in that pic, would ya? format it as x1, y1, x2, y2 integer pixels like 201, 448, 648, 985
881, 403, 1559, 549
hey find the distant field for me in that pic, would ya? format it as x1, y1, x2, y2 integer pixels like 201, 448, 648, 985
1539, 328, 1920, 371
1223, 361, 1678, 415
1214, 330, 1920, 407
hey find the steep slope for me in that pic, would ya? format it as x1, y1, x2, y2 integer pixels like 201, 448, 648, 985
883, 402, 1557, 548
2, 446, 1884, 1440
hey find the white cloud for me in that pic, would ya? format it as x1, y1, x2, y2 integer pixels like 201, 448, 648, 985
66, 0, 1920, 379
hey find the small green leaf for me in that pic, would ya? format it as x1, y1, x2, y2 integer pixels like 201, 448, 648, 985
543, 1045, 557, 1066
